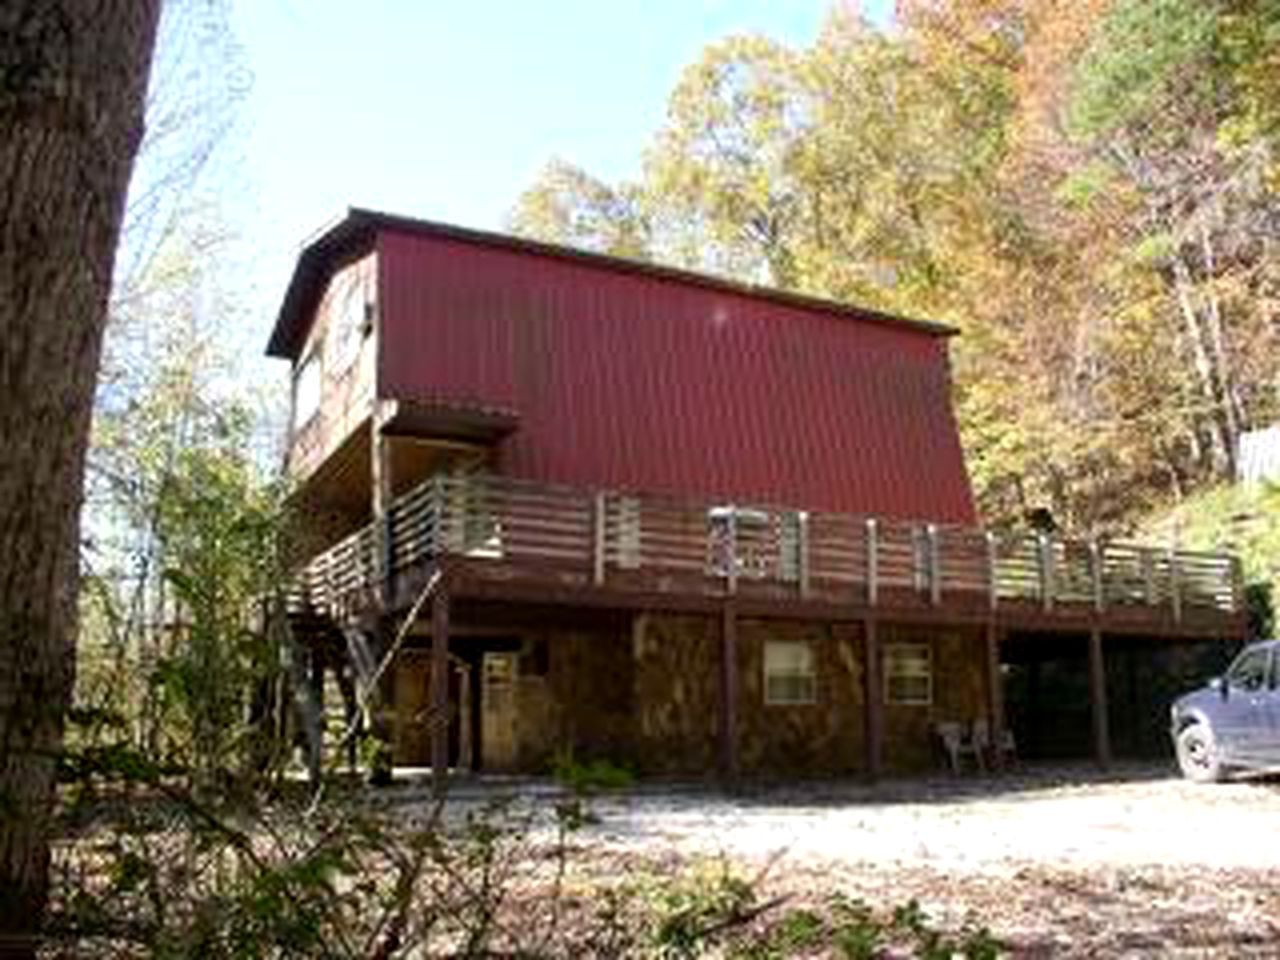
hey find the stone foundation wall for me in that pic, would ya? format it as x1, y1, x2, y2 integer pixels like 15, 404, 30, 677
632, 614, 719, 774
509, 624, 635, 771
736, 619, 866, 776
882, 623, 987, 773
454, 612, 990, 778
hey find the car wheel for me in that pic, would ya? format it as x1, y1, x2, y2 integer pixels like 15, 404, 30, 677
1177, 723, 1225, 783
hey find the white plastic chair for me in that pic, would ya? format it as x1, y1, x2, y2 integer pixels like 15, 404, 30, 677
936, 722, 983, 774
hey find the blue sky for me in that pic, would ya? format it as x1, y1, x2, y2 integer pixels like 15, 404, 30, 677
219, 0, 893, 337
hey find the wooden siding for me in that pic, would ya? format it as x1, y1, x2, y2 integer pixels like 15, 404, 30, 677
374, 226, 977, 523
287, 253, 378, 484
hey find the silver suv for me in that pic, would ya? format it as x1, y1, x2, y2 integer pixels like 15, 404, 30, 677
1171, 639, 1280, 782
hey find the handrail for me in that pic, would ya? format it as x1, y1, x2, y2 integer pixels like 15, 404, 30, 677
289, 472, 1243, 623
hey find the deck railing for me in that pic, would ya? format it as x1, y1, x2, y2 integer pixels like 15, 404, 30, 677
290, 472, 1242, 623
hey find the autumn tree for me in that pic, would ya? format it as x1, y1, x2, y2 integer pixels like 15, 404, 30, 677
508, 158, 652, 260
0, 2, 162, 954
510, 0, 1280, 534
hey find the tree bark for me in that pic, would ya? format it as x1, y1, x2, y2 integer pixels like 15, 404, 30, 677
0, 3, 161, 956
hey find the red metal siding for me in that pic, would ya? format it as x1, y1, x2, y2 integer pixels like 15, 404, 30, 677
377, 229, 976, 524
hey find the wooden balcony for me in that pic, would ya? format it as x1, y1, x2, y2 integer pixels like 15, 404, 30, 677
289, 473, 1246, 638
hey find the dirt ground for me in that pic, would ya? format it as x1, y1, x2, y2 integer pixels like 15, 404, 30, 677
475, 762, 1280, 957
570, 763, 1280, 957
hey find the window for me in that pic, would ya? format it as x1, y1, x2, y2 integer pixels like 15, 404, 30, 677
884, 643, 932, 705
1227, 648, 1271, 692
293, 350, 321, 430
328, 268, 369, 374
764, 640, 817, 705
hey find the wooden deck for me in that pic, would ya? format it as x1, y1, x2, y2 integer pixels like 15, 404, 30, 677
290, 472, 1245, 639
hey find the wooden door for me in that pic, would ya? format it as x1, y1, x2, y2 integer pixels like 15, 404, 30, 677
393, 652, 431, 765
482, 652, 518, 771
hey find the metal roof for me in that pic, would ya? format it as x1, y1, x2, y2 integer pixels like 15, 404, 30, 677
266, 207, 957, 359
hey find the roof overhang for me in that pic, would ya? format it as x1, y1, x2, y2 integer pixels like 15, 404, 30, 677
381, 398, 520, 445
266, 206, 959, 361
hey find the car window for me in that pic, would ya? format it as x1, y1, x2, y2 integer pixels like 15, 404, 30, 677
1227, 649, 1270, 692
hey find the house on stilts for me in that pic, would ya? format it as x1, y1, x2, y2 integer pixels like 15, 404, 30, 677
270, 208, 1247, 786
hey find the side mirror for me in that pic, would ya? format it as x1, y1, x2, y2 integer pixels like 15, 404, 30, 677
1211, 676, 1228, 699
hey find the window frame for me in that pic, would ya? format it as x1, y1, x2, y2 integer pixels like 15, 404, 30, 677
292, 347, 322, 432
1227, 647, 1271, 693
884, 642, 932, 706
327, 268, 369, 375
763, 638, 818, 706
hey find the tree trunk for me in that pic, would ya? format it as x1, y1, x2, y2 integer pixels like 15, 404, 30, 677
0, 3, 161, 956
1169, 252, 1233, 477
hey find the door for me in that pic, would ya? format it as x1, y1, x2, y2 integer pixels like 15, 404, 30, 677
481, 652, 518, 771
1216, 646, 1272, 761
393, 652, 431, 765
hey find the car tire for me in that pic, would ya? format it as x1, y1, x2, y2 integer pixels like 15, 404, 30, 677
1176, 723, 1225, 783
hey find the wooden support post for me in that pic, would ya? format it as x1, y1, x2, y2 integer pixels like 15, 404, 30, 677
719, 602, 739, 781
1168, 547, 1183, 623
1089, 539, 1105, 614
863, 618, 883, 781
797, 511, 810, 599
1038, 533, 1055, 611
927, 523, 941, 606
985, 531, 999, 612
725, 508, 738, 596
591, 490, 607, 586
1141, 548, 1156, 605
984, 621, 1005, 769
1088, 627, 1111, 769
865, 518, 879, 607
370, 409, 397, 610
431, 580, 450, 798
457, 659, 473, 773
1230, 555, 1245, 614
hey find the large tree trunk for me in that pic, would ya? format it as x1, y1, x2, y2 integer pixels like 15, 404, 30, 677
0, 3, 161, 956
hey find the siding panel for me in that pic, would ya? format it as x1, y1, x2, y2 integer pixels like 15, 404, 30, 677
376, 228, 976, 524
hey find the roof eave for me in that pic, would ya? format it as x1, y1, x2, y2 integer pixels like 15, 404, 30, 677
265, 206, 960, 360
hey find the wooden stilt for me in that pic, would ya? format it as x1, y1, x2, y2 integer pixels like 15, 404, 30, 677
985, 621, 1005, 767
863, 618, 883, 781
1088, 627, 1111, 768
719, 602, 739, 781
457, 658, 473, 773
431, 581, 450, 797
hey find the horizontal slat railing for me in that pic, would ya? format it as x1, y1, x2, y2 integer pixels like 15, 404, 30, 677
289, 472, 1243, 625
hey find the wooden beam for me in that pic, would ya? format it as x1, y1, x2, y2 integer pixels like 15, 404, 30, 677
863, 618, 883, 781
1088, 626, 1111, 769
985, 531, 999, 612
719, 602, 739, 781
725, 509, 738, 596
1089, 539, 1105, 614
865, 518, 879, 607
370, 407, 396, 610
1141, 548, 1156, 605
1038, 534, 1055, 611
457, 658, 473, 773
591, 490, 607, 586
431, 579, 451, 797
927, 524, 941, 606
797, 511, 811, 600
984, 621, 1005, 768
1168, 547, 1183, 623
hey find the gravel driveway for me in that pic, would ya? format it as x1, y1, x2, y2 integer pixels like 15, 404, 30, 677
590, 763, 1280, 874
577, 763, 1280, 956
409, 763, 1280, 954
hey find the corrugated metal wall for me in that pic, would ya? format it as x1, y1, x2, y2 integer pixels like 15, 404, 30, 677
376, 228, 976, 524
